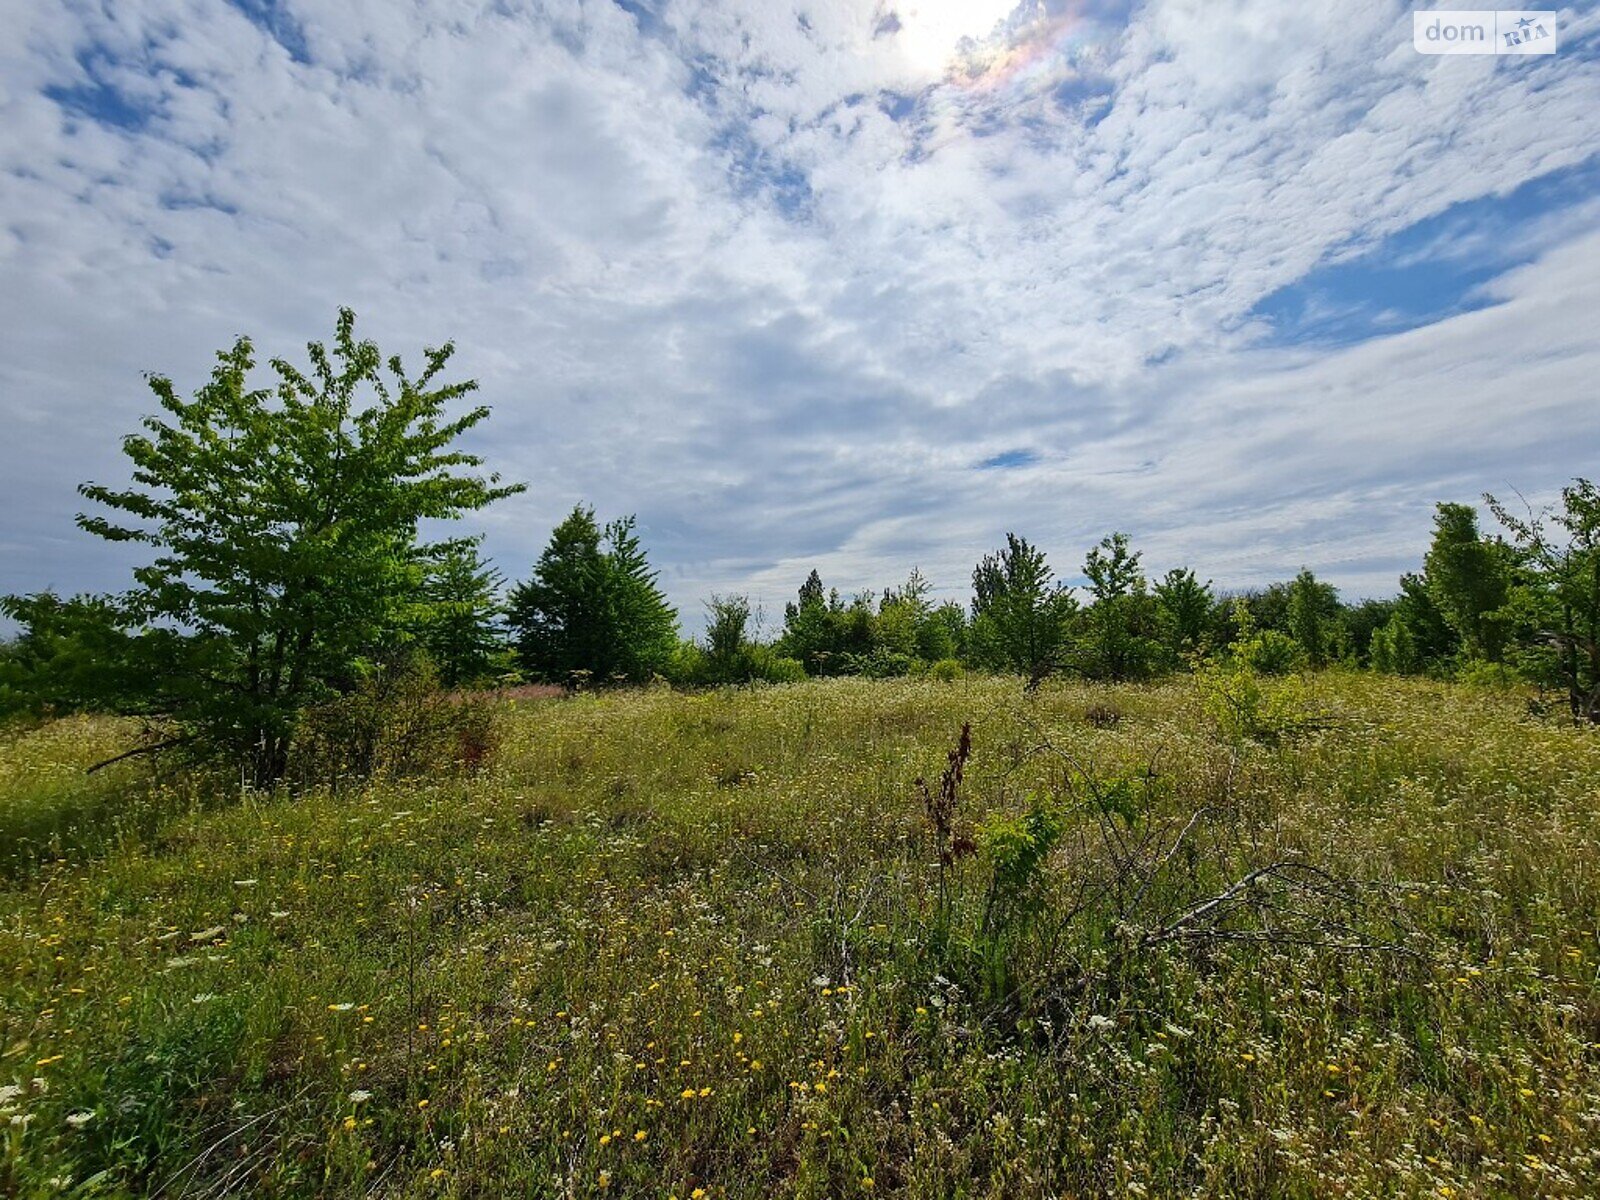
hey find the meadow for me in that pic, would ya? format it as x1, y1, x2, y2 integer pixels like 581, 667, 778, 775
2, 673, 1600, 1198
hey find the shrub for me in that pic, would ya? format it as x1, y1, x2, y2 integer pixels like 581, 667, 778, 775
1238, 628, 1306, 675
1455, 658, 1524, 691
1196, 657, 1312, 744
928, 657, 964, 682
289, 655, 502, 787
750, 647, 807, 684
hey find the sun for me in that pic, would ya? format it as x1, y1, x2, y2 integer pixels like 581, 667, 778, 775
891, 0, 1018, 74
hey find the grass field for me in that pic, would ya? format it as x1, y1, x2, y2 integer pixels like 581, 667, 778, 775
3, 674, 1600, 1197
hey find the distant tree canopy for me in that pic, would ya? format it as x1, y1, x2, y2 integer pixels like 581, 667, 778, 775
506, 506, 678, 685
968, 534, 1076, 683
774, 566, 963, 678
1, 309, 523, 784
1072, 532, 1162, 681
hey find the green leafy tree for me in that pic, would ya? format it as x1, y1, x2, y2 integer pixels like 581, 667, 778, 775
1370, 576, 1455, 675
414, 539, 509, 687
1424, 502, 1513, 663
1341, 597, 1397, 666
778, 570, 838, 675
919, 601, 966, 663
1286, 568, 1342, 667
1073, 533, 1162, 681
1226, 597, 1306, 675
693, 594, 801, 684
968, 534, 1076, 683
1081, 531, 1142, 601
1152, 567, 1214, 663
507, 507, 678, 685
56, 308, 520, 785
1489, 481, 1600, 723
704, 593, 754, 682
0, 592, 171, 721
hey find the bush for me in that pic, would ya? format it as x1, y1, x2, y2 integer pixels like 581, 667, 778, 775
749, 647, 807, 684
1455, 658, 1524, 691
1238, 629, 1306, 675
928, 657, 964, 682
1196, 657, 1312, 744
289, 655, 502, 787
844, 647, 918, 678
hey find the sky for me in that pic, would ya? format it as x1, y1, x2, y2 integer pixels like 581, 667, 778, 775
1, 0, 1597, 631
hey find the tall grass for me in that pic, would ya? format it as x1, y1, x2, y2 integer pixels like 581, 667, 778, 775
2, 675, 1599, 1196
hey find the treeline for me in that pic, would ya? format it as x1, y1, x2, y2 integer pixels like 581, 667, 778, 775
1, 311, 1596, 790
471, 487, 1600, 731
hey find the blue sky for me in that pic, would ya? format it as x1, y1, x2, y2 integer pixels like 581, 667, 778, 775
1, 0, 1597, 625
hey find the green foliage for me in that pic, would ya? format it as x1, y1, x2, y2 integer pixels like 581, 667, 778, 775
1286, 568, 1343, 666
1488, 479, 1600, 723
1341, 597, 1398, 666
1424, 502, 1513, 663
57, 309, 521, 785
776, 568, 962, 678
928, 657, 964, 682
703, 593, 756, 682
970, 800, 1064, 1004
1370, 574, 1456, 675
1152, 567, 1214, 662
1073, 533, 1164, 681
0, 592, 162, 720
507, 507, 678, 686
1197, 650, 1311, 744
919, 601, 966, 662
968, 533, 1076, 681
412, 539, 511, 687
1369, 611, 1420, 675
978, 802, 1063, 937
1223, 598, 1306, 675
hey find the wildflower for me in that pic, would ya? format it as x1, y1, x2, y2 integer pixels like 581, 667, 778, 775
328, 1002, 354, 1012
64, 1111, 94, 1129
634, 1130, 648, 1142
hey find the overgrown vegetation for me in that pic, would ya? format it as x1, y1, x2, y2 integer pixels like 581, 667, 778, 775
2, 308, 1599, 1195
3, 674, 1600, 1197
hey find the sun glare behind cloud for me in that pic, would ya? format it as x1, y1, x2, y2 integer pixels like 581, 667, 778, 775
891, 0, 1019, 74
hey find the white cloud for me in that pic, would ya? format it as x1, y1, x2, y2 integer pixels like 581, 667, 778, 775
0, 0, 1596, 624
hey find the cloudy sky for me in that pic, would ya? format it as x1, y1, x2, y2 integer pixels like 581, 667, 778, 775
2, 0, 1597, 627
